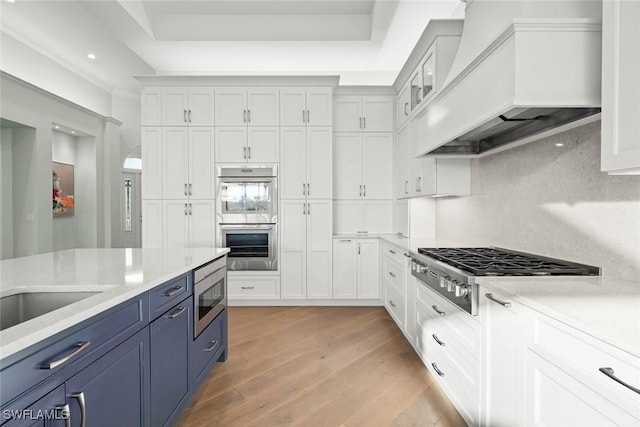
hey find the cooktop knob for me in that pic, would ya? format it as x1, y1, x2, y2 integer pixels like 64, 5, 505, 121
447, 279, 456, 293
439, 276, 447, 288
455, 284, 469, 298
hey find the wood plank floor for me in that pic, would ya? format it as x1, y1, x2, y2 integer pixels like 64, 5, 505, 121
177, 307, 466, 427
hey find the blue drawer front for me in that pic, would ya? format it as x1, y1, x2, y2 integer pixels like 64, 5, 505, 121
149, 274, 191, 321
191, 309, 227, 390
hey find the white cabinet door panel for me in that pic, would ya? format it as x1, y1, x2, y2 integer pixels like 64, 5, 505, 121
142, 200, 163, 248
332, 239, 357, 299
188, 88, 215, 125
307, 88, 332, 126
188, 128, 215, 199
333, 133, 362, 199
280, 127, 306, 199
141, 87, 162, 126
307, 127, 332, 199
333, 202, 363, 234
189, 201, 215, 248
215, 127, 247, 163
362, 97, 393, 132
396, 124, 412, 199
306, 201, 332, 299
162, 128, 189, 199
247, 127, 279, 163
214, 88, 246, 126
142, 127, 163, 199
281, 201, 307, 299
362, 133, 393, 199
280, 89, 306, 126
162, 88, 188, 126
333, 96, 362, 132
356, 239, 379, 299
247, 89, 279, 126
163, 201, 188, 248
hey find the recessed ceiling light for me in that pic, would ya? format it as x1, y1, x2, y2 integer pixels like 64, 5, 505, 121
87, 53, 96, 60
555, 143, 564, 147
54, 125, 59, 129
6, 0, 16, 3
71, 131, 75, 134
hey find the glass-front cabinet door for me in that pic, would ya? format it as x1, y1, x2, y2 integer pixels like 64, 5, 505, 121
421, 49, 435, 102
410, 71, 422, 111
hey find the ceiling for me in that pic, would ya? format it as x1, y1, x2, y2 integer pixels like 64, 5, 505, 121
0, 0, 465, 95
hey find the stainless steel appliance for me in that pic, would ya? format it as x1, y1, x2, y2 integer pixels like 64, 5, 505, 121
410, 247, 600, 316
219, 224, 277, 271
216, 166, 277, 224
193, 257, 226, 338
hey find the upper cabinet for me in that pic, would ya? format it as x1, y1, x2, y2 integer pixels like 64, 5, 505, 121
214, 88, 279, 126
142, 87, 162, 126
333, 96, 394, 132
162, 88, 215, 126
280, 88, 332, 126
601, 0, 640, 175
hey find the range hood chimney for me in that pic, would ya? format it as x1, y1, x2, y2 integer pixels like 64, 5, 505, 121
417, 0, 602, 157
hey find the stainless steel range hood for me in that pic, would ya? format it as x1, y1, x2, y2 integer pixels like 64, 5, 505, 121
416, 0, 603, 157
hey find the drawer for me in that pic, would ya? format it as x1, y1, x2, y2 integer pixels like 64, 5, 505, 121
191, 309, 225, 388
383, 242, 408, 266
383, 258, 405, 295
228, 276, 280, 299
385, 285, 405, 329
530, 311, 640, 413
0, 295, 148, 405
150, 274, 191, 320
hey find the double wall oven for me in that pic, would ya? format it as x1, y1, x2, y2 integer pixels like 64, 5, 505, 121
217, 166, 278, 271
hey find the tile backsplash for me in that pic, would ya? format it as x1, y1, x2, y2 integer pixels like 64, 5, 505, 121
435, 121, 640, 283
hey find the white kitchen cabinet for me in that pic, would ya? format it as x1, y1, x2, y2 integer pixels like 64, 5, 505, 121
162, 127, 215, 200
215, 126, 279, 163
334, 132, 393, 200
396, 124, 412, 199
281, 200, 332, 299
382, 241, 411, 334
332, 238, 379, 300
228, 275, 280, 300
280, 88, 332, 126
141, 87, 162, 126
333, 96, 393, 132
396, 83, 411, 129
601, 0, 640, 174
141, 200, 163, 248
161, 87, 215, 126
142, 127, 163, 199
214, 88, 279, 126
333, 201, 392, 234
394, 200, 409, 239
280, 127, 332, 200
162, 200, 214, 248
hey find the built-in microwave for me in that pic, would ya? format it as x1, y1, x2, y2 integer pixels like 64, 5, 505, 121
219, 224, 278, 271
193, 257, 226, 338
217, 166, 277, 224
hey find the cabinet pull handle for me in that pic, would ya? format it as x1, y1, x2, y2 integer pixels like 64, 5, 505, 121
188, 109, 192, 122
247, 109, 251, 123
303, 203, 306, 215
431, 363, 445, 377
389, 300, 396, 308
363, 185, 366, 197
404, 180, 409, 194
403, 253, 411, 258
389, 272, 396, 278
243, 109, 247, 123
184, 109, 187, 123
243, 146, 247, 159
599, 367, 640, 395
302, 182, 306, 196
404, 102, 409, 116
485, 293, 512, 308
431, 305, 445, 316
71, 392, 86, 427
167, 306, 187, 319
306, 109, 310, 123
204, 340, 218, 352
184, 183, 188, 196
416, 178, 420, 192
189, 203, 193, 215
359, 185, 362, 196
307, 202, 310, 215
302, 110, 306, 123
418, 176, 422, 191
43, 341, 91, 369
357, 243, 361, 255
363, 117, 366, 129
359, 117, 362, 129
248, 146, 252, 159
184, 203, 188, 215
56, 403, 71, 427
188, 183, 192, 195
241, 286, 254, 290
307, 182, 310, 196
389, 249, 396, 254
164, 285, 184, 297
432, 334, 446, 346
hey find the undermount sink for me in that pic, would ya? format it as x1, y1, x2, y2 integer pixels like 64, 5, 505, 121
0, 292, 100, 331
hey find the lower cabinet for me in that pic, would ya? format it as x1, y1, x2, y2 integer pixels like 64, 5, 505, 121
191, 311, 226, 391
332, 238, 379, 299
3, 385, 68, 427
228, 275, 280, 300
150, 296, 192, 427
66, 328, 150, 427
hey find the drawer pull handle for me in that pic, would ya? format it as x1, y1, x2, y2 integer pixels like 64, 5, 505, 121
432, 334, 446, 346
431, 305, 445, 316
43, 341, 91, 369
164, 285, 184, 297
204, 340, 218, 352
485, 293, 512, 308
71, 392, 86, 427
167, 306, 187, 319
599, 367, 640, 395
403, 253, 411, 258
55, 403, 71, 427
389, 249, 396, 255
389, 300, 396, 308
388, 272, 396, 278
241, 286, 255, 290
431, 363, 445, 377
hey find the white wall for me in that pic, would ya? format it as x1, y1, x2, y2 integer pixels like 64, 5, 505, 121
0, 127, 14, 259
435, 122, 640, 282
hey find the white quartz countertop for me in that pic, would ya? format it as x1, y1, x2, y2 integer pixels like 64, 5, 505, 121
0, 247, 229, 360
333, 234, 464, 253
477, 276, 640, 358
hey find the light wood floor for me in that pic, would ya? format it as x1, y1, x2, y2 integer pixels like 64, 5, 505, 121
177, 307, 466, 427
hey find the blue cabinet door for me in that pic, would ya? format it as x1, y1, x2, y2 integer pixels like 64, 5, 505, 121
2, 384, 67, 427
65, 328, 150, 427
150, 297, 192, 427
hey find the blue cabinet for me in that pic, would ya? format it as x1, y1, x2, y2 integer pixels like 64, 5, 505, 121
150, 296, 192, 427
2, 385, 67, 427
191, 310, 227, 391
65, 328, 150, 427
